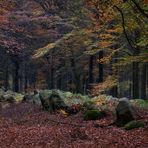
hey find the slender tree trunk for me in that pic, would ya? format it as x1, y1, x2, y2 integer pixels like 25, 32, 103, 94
109, 54, 118, 97
24, 64, 28, 92
132, 62, 139, 99
14, 61, 20, 92
71, 57, 81, 93
111, 86, 118, 97
83, 78, 87, 95
4, 61, 9, 91
50, 67, 54, 89
46, 55, 55, 89
85, 55, 95, 93
24, 76, 28, 92
19, 63, 24, 92
88, 55, 94, 84
140, 63, 147, 99
98, 51, 103, 83
57, 75, 62, 90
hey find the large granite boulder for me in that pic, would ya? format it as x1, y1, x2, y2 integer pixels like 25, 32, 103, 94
23, 93, 34, 102
23, 90, 41, 105
39, 90, 52, 100
0, 88, 5, 95
39, 90, 67, 112
0, 95, 6, 102
32, 93, 42, 105
0, 89, 24, 103
2, 94, 15, 103
116, 98, 138, 126
0, 90, 21, 103
0, 88, 5, 102
14, 93, 24, 102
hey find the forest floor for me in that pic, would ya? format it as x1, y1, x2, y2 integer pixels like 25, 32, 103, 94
0, 102, 148, 148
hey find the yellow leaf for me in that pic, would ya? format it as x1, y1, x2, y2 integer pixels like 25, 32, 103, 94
59, 109, 69, 116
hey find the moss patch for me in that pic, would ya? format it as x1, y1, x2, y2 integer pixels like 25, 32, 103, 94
124, 120, 145, 130
84, 109, 106, 120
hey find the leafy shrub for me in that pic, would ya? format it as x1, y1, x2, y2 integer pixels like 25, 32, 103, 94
131, 99, 148, 108
124, 120, 145, 130
63, 92, 90, 107
83, 100, 95, 110
90, 76, 117, 95
84, 109, 106, 120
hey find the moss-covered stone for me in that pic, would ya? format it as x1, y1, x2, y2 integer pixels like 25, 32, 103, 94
124, 120, 145, 130
116, 98, 137, 126
84, 109, 106, 120
39, 90, 67, 112
32, 94, 41, 105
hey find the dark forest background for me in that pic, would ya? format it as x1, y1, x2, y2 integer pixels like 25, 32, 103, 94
0, 0, 148, 99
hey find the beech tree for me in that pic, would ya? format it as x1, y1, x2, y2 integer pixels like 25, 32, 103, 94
0, 0, 147, 99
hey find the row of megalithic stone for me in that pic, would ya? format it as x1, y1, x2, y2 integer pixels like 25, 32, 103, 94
0, 88, 139, 127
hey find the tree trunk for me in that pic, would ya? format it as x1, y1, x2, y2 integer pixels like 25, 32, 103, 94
109, 54, 118, 97
4, 61, 9, 91
19, 63, 24, 92
111, 86, 118, 97
14, 61, 20, 92
24, 64, 28, 92
57, 75, 62, 90
50, 67, 54, 89
98, 51, 103, 83
132, 62, 139, 99
88, 55, 94, 84
140, 63, 147, 100
70, 58, 81, 93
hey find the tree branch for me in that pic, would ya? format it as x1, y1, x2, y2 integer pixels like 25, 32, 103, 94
114, 5, 136, 54
131, 0, 148, 19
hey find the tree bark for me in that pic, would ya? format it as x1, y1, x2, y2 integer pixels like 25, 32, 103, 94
98, 51, 103, 83
132, 62, 139, 99
57, 76, 62, 90
4, 61, 9, 91
24, 64, 28, 92
71, 58, 81, 93
14, 61, 20, 92
88, 55, 94, 84
131, 0, 148, 19
140, 63, 147, 99
50, 67, 54, 89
